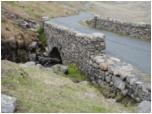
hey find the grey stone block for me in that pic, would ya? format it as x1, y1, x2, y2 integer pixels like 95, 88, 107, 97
112, 76, 126, 90
1, 94, 17, 113
136, 101, 151, 113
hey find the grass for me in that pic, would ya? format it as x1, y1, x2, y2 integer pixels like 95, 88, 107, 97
1, 60, 138, 113
37, 28, 47, 47
1, 1, 83, 21
64, 64, 90, 82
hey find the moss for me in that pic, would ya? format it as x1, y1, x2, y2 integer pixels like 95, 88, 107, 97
115, 94, 124, 103
17, 49, 29, 62
62, 63, 90, 82
122, 97, 138, 106
37, 28, 47, 47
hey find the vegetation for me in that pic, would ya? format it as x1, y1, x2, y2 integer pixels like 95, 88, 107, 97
1, 60, 138, 113
37, 28, 47, 47
64, 64, 90, 82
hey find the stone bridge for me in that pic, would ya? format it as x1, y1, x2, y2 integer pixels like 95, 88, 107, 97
44, 21, 151, 102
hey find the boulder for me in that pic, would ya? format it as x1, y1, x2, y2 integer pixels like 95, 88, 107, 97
99, 61, 108, 71
60, 65, 68, 74
105, 75, 111, 82
29, 53, 37, 62
136, 101, 151, 113
51, 64, 60, 74
46, 68, 53, 71
38, 56, 50, 65
10, 13, 16, 19
97, 79, 106, 88
96, 58, 105, 64
107, 59, 115, 65
28, 20, 37, 25
93, 56, 103, 61
36, 64, 45, 69
126, 75, 139, 85
24, 61, 35, 66
113, 67, 120, 76
1, 94, 17, 113
108, 65, 115, 74
78, 81, 89, 85
28, 41, 38, 52
119, 70, 130, 80
112, 76, 126, 90
29, 28, 37, 32
18, 21, 30, 28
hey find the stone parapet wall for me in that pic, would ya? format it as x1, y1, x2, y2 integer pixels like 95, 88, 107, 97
85, 16, 151, 40
44, 21, 151, 102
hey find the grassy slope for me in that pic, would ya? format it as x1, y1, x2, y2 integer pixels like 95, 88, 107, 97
1, 60, 137, 113
2, 1, 77, 21
1, 1, 86, 45
88, 1, 151, 24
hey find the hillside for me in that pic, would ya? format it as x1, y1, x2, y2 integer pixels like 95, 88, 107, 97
1, 1, 86, 62
89, 1, 151, 24
1, 60, 138, 113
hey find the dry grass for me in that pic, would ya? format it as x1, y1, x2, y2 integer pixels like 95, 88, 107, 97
1, 1, 87, 48
1, 13, 38, 47
1, 1, 84, 21
89, 1, 151, 24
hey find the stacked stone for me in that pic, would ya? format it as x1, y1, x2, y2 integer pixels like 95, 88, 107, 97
86, 16, 151, 40
43, 21, 151, 102
88, 55, 151, 102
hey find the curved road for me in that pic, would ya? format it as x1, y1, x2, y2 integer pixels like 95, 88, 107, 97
50, 13, 151, 76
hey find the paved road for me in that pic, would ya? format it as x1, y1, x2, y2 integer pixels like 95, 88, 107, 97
50, 13, 151, 76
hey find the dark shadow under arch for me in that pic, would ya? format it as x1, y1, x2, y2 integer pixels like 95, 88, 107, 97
49, 47, 62, 64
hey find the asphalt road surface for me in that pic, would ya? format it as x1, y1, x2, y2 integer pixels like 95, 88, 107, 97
50, 13, 151, 76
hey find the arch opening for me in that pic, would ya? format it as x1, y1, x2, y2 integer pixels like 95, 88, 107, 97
46, 47, 62, 67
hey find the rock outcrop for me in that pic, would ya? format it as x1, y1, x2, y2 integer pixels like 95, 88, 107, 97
1, 94, 17, 113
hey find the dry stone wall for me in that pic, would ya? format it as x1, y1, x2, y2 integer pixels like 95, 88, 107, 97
85, 16, 151, 40
44, 21, 151, 102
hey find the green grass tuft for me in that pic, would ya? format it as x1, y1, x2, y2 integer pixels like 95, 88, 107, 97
37, 28, 47, 46
65, 64, 90, 82
91, 106, 106, 112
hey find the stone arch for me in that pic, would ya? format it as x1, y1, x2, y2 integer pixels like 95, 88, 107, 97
49, 47, 62, 64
